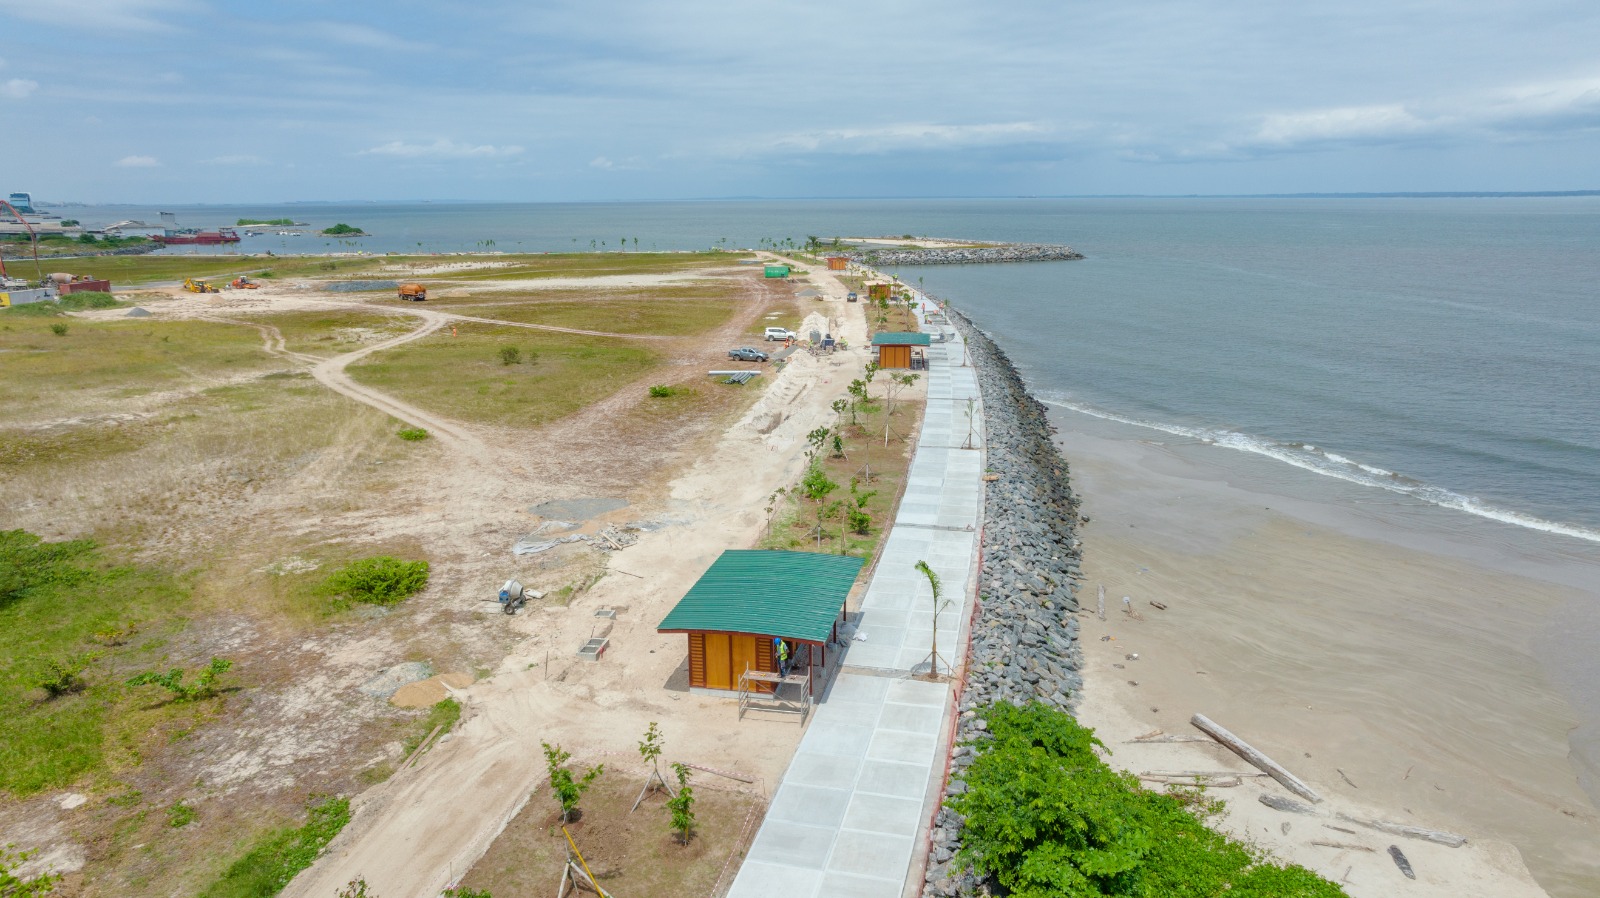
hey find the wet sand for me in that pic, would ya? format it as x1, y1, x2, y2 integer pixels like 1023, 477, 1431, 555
1054, 410, 1600, 897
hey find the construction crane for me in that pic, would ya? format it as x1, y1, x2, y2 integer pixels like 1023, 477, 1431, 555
0, 199, 44, 286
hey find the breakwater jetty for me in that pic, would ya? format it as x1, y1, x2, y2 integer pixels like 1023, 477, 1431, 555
847, 243, 1083, 266
922, 305, 1088, 898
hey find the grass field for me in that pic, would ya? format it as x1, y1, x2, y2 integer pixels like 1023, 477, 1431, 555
449, 294, 741, 337
348, 321, 660, 428
0, 316, 278, 424
21, 254, 389, 286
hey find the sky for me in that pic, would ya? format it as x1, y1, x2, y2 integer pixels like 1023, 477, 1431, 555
3, 0, 1600, 202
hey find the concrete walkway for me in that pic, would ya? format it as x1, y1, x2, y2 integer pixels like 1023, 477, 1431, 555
728, 295, 983, 898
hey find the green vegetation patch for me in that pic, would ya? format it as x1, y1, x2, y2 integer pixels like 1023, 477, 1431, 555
347, 323, 659, 428
198, 796, 351, 898
951, 701, 1348, 898
0, 530, 188, 796
413, 252, 741, 282
318, 556, 429, 607
320, 224, 365, 236
403, 698, 462, 758
0, 291, 125, 318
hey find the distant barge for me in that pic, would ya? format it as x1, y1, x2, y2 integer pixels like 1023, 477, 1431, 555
152, 228, 241, 245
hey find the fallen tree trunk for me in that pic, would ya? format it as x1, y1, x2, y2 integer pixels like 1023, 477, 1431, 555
1191, 713, 1322, 803
1338, 812, 1468, 848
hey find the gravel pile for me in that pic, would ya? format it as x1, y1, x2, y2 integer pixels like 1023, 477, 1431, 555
922, 305, 1088, 898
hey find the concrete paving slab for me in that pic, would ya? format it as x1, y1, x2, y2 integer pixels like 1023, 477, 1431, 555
816, 871, 902, 898
744, 819, 837, 868
785, 751, 862, 790
827, 830, 917, 879
842, 792, 926, 836
726, 862, 823, 898
770, 782, 853, 829
856, 757, 935, 799
867, 729, 939, 766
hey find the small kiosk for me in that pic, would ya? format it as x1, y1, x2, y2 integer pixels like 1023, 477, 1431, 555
657, 550, 863, 703
872, 331, 931, 370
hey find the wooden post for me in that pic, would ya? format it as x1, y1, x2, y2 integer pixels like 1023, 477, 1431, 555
1191, 713, 1322, 803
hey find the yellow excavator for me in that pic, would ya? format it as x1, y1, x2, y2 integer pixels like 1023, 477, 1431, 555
184, 278, 220, 294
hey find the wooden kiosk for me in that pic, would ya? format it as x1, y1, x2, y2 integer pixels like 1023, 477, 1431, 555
657, 550, 863, 707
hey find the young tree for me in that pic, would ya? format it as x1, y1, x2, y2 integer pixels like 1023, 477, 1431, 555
846, 379, 868, 426
883, 373, 921, 445
915, 560, 947, 676
632, 721, 673, 811
805, 426, 832, 460
542, 742, 604, 823
665, 763, 696, 844
799, 463, 839, 548
336, 878, 375, 898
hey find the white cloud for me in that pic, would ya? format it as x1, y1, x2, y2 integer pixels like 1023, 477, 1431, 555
728, 121, 1050, 158
115, 155, 160, 167
1252, 104, 1429, 147
203, 154, 265, 165
359, 139, 524, 159
304, 21, 427, 51
590, 156, 615, 169
1, 78, 39, 99
0, 0, 200, 33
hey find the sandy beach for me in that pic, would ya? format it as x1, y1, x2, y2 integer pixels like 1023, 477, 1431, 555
1056, 411, 1600, 897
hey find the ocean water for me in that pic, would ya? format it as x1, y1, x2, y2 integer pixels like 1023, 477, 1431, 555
56, 197, 1600, 539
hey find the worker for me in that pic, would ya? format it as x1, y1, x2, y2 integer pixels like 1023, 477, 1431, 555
774, 637, 791, 677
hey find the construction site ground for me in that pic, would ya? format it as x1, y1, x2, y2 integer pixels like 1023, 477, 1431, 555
0, 251, 878, 897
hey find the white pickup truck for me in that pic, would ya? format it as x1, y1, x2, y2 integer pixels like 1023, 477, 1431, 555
764, 326, 798, 341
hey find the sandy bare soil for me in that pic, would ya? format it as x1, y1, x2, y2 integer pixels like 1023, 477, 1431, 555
1061, 417, 1600, 897
271, 259, 868, 897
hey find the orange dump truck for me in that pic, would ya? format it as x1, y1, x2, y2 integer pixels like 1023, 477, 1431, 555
398, 283, 427, 301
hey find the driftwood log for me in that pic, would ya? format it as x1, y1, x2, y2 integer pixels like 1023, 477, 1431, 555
1338, 812, 1468, 848
1389, 845, 1417, 879
1312, 841, 1375, 852
1259, 794, 1318, 814
1191, 714, 1322, 802
1141, 774, 1243, 787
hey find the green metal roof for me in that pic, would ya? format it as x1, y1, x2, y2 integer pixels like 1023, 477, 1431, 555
871, 332, 931, 346
656, 550, 864, 643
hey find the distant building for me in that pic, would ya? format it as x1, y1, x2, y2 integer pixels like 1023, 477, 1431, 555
7, 193, 36, 214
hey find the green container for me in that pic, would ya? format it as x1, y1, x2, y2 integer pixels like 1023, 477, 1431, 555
763, 265, 790, 278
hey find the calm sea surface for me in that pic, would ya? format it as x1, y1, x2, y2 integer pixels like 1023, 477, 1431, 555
59, 197, 1600, 538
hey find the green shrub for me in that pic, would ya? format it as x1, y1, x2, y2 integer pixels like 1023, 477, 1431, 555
1, 843, 60, 896
319, 556, 429, 606
126, 657, 232, 703
498, 346, 521, 365
198, 797, 350, 898
32, 653, 96, 698
397, 427, 429, 441
49, 322, 68, 336
950, 702, 1348, 898
647, 384, 677, 398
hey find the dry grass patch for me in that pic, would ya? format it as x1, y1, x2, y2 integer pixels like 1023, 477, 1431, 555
347, 322, 660, 428
255, 309, 416, 357
54, 254, 387, 286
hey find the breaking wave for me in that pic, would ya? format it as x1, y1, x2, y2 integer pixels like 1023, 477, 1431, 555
1038, 395, 1600, 545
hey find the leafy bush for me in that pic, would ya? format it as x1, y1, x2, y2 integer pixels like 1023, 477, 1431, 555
647, 385, 679, 398
126, 657, 232, 702
498, 346, 521, 365
397, 427, 429, 441
950, 702, 1348, 898
49, 323, 68, 336
319, 556, 429, 606
32, 653, 96, 698
198, 797, 350, 898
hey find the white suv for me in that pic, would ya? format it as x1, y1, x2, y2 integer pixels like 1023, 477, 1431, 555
764, 327, 798, 342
